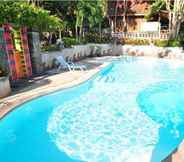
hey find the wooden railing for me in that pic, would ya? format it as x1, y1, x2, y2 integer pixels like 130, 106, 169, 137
112, 31, 169, 40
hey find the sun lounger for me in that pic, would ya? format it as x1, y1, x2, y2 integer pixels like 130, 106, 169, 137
56, 55, 86, 71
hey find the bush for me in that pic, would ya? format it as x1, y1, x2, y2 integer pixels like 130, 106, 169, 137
120, 38, 181, 47
154, 40, 168, 47
41, 44, 60, 52
154, 39, 181, 47
120, 38, 150, 45
167, 39, 181, 47
62, 37, 80, 48
84, 32, 112, 43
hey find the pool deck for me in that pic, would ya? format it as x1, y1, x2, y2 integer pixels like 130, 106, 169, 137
0, 57, 114, 119
0, 56, 184, 162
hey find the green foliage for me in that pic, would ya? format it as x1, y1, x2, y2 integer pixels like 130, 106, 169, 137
0, 2, 63, 32
0, 2, 20, 25
43, 1, 76, 31
41, 44, 60, 52
145, 0, 166, 20
84, 32, 112, 43
62, 37, 80, 48
43, 0, 106, 34
167, 39, 181, 47
121, 38, 181, 47
75, 0, 104, 28
154, 40, 168, 47
154, 39, 181, 47
121, 39, 150, 45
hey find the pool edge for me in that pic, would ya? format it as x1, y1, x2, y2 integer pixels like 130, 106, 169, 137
0, 62, 110, 120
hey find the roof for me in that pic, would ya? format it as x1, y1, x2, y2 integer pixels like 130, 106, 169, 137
108, 0, 152, 17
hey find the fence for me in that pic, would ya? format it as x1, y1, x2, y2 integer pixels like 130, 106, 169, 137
112, 31, 169, 40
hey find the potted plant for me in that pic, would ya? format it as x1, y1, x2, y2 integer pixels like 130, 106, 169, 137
0, 64, 11, 98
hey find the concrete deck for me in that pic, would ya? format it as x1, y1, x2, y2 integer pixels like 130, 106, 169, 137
0, 57, 113, 119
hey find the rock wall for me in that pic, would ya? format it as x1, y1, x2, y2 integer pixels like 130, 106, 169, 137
123, 45, 184, 59
41, 44, 184, 69
41, 44, 113, 69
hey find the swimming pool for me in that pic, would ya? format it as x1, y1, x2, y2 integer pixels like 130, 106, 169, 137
1, 56, 184, 162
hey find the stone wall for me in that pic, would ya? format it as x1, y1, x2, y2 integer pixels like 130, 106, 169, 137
123, 45, 184, 59
41, 44, 113, 69
41, 44, 184, 69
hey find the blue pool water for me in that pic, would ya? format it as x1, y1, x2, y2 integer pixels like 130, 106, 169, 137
1, 56, 184, 162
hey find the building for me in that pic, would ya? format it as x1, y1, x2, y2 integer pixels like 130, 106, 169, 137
107, 0, 169, 39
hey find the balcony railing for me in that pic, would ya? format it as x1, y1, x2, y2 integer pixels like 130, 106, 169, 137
112, 31, 169, 40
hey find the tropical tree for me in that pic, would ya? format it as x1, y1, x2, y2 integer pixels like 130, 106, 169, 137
42, 1, 76, 37
166, 0, 184, 38
42, 0, 107, 41
0, 2, 63, 32
75, 0, 105, 41
146, 0, 184, 39
145, 0, 166, 20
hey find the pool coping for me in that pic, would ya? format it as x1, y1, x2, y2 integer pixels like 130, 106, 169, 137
0, 62, 110, 119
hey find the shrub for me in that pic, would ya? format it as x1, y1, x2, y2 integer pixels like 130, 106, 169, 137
120, 38, 150, 45
167, 39, 181, 47
120, 38, 181, 47
153, 40, 168, 47
41, 44, 60, 52
62, 37, 80, 48
84, 32, 112, 43
154, 39, 181, 47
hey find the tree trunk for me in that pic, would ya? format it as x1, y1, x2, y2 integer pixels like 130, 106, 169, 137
170, 14, 181, 39
79, 15, 83, 43
123, 0, 127, 32
49, 32, 52, 44
114, 0, 118, 33
168, 12, 172, 33
59, 29, 62, 39
75, 24, 78, 41
99, 23, 102, 41
79, 25, 83, 42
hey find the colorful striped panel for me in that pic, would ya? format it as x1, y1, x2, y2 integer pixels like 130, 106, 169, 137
3, 24, 17, 80
0, 28, 8, 74
13, 29, 27, 78
14, 51, 27, 78
20, 27, 32, 77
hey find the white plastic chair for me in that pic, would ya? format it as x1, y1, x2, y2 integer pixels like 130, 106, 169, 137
56, 55, 86, 72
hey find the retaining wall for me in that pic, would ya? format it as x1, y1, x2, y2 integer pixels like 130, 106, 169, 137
41, 44, 184, 69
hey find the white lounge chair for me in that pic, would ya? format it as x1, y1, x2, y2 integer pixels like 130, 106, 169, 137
56, 55, 86, 72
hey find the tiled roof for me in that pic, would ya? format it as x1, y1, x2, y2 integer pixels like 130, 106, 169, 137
130, 2, 150, 14
108, 0, 152, 16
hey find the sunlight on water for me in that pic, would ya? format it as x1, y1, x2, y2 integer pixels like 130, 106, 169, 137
2, 57, 184, 162
48, 57, 184, 162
